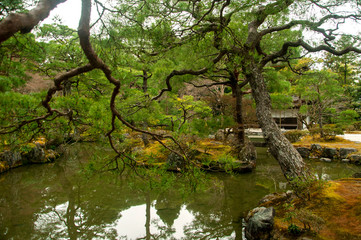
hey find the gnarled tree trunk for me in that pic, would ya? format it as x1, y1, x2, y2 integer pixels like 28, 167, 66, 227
246, 61, 309, 181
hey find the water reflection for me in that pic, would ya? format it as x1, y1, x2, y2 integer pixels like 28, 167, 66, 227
0, 144, 360, 240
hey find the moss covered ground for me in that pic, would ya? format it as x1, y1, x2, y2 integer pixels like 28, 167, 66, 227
268, 179, 361, 240
294, 135, 361, 154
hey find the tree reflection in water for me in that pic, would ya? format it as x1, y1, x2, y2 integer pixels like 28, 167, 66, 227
1, 143, 358, 239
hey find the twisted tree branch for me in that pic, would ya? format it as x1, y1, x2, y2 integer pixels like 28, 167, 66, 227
0, 0, 67, 43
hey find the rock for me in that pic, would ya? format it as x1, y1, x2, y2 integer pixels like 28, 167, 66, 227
0, 143, 59, 174
215, 129, 225, 141
341, 159, 350, 163
320, 158, 332, 162
245, 207, 275, 240
0, 150, 22, 167
238, 139, 257, 163
286, 190, 293, 197
352, 172, 361, 178
322, 147, 338, 159
24, 143, 47, 163
296, 147, 310, 158
259, 193, 287, 205
233, 139, 256, 173
339, 148, 357, 159
132, 147, 144, 154
349, 155, 361, 165
166, 153, 185, 171
310, 144, 322, 151
231, 161, 255, 173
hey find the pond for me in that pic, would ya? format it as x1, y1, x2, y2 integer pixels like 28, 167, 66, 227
0, 143, 360, 240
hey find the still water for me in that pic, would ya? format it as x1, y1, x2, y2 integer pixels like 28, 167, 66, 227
0, 143, 360, 240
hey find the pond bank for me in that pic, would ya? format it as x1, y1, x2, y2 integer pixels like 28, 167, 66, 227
1, 143, 359, 239
0, 139, 59, 174
246, 178, 361, 240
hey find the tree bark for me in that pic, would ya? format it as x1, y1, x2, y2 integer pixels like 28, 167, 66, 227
0, 0, 66, 43
230, 81, 245, 146
245, 60, 309, 180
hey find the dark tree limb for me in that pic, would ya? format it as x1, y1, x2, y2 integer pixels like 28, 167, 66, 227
259, 14, 361, 38
151, 50, 226, 101
0, 64, 94, 134
187, 80, 231, 88
78, 0, 189, 163
0, 0, 67, 43
262, 39, 361, 65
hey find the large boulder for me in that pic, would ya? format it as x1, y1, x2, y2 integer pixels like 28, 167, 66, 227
310, 144, 322, 151
0, 143, 59, 174
238, 139, 257, 163
166, 152, 185, 171
349, 155, 361, 165
23, 143, 47, 163
339, 148, 357, 159
322, 147, 338, 159
352, 172, 361, 178
245, 207, 275, 240
0, 150, 22, 167
320, 158, 332, 163
214, 129, 225, 141
233, 139, 257, 173
296, 147, 310, 159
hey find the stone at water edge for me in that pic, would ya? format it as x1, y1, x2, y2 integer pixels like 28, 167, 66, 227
339, 148, 357, 159
349, 154, 361, 165
320, 158, 332, 163
310, 144, 322, 151
296, 147, 310, 158
322, 147, 338, 159
245, 207, 275, 240
166, 152, 184, 171
352, 172, 361, 178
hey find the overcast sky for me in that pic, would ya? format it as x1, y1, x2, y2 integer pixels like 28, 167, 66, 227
42, 0, 81, 29
41, 0, 360, 37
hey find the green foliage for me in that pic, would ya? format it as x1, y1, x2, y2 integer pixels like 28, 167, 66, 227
283, 204, 325, 235
264, 67, 291, 93
0, 33, 45, 92
309, 124, 344, 141
284, 130, 308, 143
289, 175, 329, 201
288, 223, 302, 235
294, 209, 325, 233
270, 93, 293, 110
217, 153, 239, 172
18, 144, 33, 154
294, 70, 344, 131
336, 109, 359, 127
0, 0, 25, 18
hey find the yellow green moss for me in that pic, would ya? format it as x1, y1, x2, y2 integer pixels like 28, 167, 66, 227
294, 135, 361, 154
0, 161, 9, 173
272, 179, 361, 239
33, 137, 46, 146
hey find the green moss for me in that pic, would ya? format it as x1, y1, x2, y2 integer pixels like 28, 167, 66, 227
272, 179, 361, 239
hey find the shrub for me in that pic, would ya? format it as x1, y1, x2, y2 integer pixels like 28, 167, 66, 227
322, 124, 343, 140
288, 223, 302, 235
309, 124, 343, 141
337, 109, 359, 126
353, 121, 361, 130
284, 130, 308, 143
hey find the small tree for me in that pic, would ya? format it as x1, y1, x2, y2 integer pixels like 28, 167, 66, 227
295, 70, 343, 137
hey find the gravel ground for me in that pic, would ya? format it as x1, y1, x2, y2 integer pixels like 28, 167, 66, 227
338, 134, 361, 143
